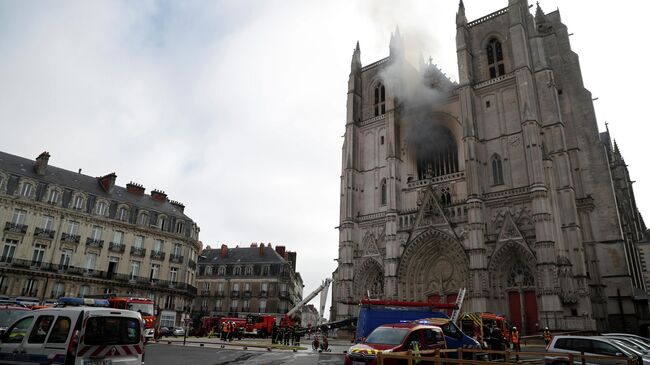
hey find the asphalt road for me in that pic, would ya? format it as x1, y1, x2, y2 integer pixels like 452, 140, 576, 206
145, 343, 346, 365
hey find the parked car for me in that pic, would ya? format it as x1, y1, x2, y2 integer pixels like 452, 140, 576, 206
603, 336, 650, 355
159, 326, 174, 337
0, 305, 31, 334
345, 322, 447, 365
173, 327, 186, 337
604, 334, 650, 348
545, 335, 646, 365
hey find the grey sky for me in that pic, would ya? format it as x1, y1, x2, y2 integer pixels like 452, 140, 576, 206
1, 0, 647, 317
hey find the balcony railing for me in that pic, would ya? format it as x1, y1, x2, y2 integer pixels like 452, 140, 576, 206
109, 242, 126, 253
150, 251, 165, 261
61, 233, 81, 244
231, 290, 240, 298
169, 254, 183, 264
0, 257, 197, 295
130, 246, 146, 257
34, 227, 56, 239
85, 238, 104, 249
4, 222, 27, 234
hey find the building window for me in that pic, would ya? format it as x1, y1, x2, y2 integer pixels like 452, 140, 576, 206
23, 278, 38, 297
380, 179, 387, 206
245, 266, 253, 276
52, 282, 65, 298
487, 38, 505, 78
374, 82, 386, 116
169, 267, 178, 283
59, 249, 72, 268
172, 243, 182, 257
150, 264, 160, 281
130, 260, 140, 280
118, 207, 128, 221
1, 240, 18, 263
203, 282, 210, 291
79, 285, 90, 297
230, 299, 238, 312
20, 182, 33, 198
72, 195, 84, 210
215, 299, 222, 310
218, 266, 226, 275
47, 189, 60, 204
85, 253, 97, 271
113, 231, 124, 245
41, 215, 54, 231
95, 201, 108, 216
261, 266, 270, 276
175, 221, 184, 234
153, 239, 164, 253
157, 216, 167, 230
31, 244, 46, 266
12, 209, 26, 225
164, 296, 174, 310
90, 226, 103, 240
134, 235, 144, 249
67, 221, 79, 235
139, 212, 149, 226
492, 154, 504, 185
234, 266, 242, 276
205, 266, 213, 276
259, 299, 267, 313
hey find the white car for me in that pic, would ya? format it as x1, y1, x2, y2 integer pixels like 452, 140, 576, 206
0, 306, 144, 365
172, 327, 186, 337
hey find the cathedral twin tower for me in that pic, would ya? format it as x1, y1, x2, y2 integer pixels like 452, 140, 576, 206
331, 0, 650, 334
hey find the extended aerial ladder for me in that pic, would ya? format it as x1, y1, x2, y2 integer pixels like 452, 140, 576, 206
283, 278, 332, 327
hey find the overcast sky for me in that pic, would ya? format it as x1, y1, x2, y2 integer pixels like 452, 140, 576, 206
1, 0, 648, 318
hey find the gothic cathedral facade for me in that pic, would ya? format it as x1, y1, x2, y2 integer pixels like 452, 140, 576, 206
332, 0, 650, 334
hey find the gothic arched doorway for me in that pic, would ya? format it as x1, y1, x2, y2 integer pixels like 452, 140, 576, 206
354, 258, 384, 299
397, 228, 469, 303
489, 241, 538, 335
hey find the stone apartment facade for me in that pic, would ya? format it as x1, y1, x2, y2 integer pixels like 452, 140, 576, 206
0, 150, 200, 326
194, 243, 304, 321
332, 0, 650, 334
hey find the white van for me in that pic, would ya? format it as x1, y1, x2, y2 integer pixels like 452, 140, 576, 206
0, 307, 144, 365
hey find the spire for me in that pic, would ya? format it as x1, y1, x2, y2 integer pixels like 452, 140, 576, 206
389, 25, 404, 59
535, 1, 546, 23
613, 140, 623, 161
350, 41, 361, 74
456, 0, 467, 27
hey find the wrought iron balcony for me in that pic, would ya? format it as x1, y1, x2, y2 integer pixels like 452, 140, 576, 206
61, 233, 80, 244
169, 254, 184, 264
150, 251, 165, 261
85, 238, 104, 249
4, 222, 27, 234
34, 227, 56, 239
130, 246, 146, 257
108, 242, 126, 253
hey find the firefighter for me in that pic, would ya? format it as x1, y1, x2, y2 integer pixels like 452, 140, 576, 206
543, 327, 552, 347
271, 323, 278, 344
283, 326, 291, 346
511, 327, 521, 361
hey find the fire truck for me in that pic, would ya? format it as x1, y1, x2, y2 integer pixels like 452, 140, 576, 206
459, 312, 512, 346
88, 294, 157, 340
280, 278, 331, 328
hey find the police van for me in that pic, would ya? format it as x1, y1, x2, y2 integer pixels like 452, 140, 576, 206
0, 303, 144, 365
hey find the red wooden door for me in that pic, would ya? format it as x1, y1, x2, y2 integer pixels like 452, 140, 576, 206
524, 291, 538, 335
508, 291, 522, 330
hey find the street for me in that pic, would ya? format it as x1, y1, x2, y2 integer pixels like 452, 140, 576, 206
145, 343, 346, 365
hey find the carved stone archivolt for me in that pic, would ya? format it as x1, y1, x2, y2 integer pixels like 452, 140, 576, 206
397, 228, 469, 300
488, 240, 537, 296
354, 258, 384, 298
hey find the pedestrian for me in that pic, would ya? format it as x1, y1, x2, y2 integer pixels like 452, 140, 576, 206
489, 326, 504, 360
271, 323, 278, 344
511, 326, 521, 361
221, 322, 227, 341
543, 327, 552, 347
283, 327, 290, 345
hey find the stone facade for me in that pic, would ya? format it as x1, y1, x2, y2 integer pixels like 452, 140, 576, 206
194, 243, 304, 321
0, 150, 200, 326
332, 0, 650, 334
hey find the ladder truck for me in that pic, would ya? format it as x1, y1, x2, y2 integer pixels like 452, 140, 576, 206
280, 278, 331, 328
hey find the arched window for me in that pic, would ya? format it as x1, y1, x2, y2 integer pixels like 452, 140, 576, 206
492, 154, 504, 185
487, 39, 505, 78
413, 125, 459, 180
374, 83, 386, 116
380, 179, 387, 206
234, 266, 242, 276
218, 266, 226, 275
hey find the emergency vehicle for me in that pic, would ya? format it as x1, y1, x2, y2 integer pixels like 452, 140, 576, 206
88, 294, 156, 340
0, 306, 144, 365
459, 312, 511, 346
0, 305, 30, 334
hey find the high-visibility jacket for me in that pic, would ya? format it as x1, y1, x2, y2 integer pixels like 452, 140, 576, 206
512, 332, 520, 344
543, 331, 551, 340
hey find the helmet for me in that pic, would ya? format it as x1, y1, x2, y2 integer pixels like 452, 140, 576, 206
512, 327, 517, 330
545, 327, 549, 330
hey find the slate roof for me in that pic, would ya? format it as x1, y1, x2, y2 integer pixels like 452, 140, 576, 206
0, 150, 189, 220
199, 246, 287, 264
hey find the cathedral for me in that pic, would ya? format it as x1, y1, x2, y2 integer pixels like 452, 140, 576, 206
332, 0, 650, 334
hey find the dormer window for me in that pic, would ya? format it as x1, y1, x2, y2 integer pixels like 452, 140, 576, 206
47, 189, 60, 205
72, 194, 84, 210
234, 266, 242, 276
245, 266, 253, 276
487, 39, 505, 78
118, 206, 129, 221
175, 221, 185, 234
139, 212, 149, 226
374, 83, 386, 116
95, 201, 108, 216
19, 182, 33, 198
157, 215, 167, 230
218, 266, 226, 275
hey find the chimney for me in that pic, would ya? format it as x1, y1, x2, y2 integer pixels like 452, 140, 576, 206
126, 182, 145, 196
250, 242, 258, 248
151, 189, 167, 202
169, 200, 185, 213
259, 243, 265, 256
34, 151, 50, 176
98, 172, 117, 193
287, 251, 297, 271
220, 244, 228, 258
275, 245, 286, 258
